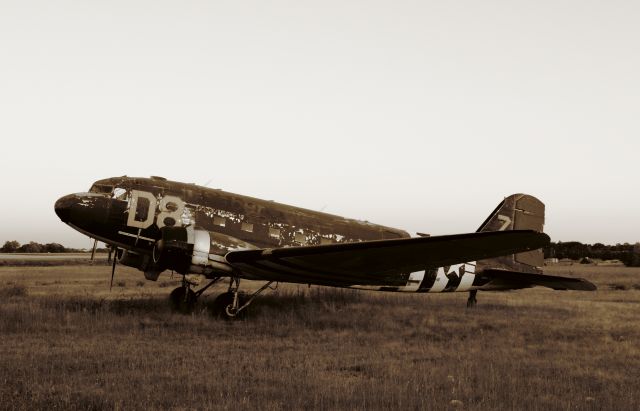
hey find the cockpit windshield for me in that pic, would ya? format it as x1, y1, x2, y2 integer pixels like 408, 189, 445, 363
89, 183, 128, 200
89, 183, 113, 194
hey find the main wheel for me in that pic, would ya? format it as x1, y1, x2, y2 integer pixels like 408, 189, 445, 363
169, 286, 197, 314
211, 292, 246, 320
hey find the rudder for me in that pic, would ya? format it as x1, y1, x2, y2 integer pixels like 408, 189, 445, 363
477, 194, 545, 273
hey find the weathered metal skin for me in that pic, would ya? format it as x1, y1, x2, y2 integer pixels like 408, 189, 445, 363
55, 176, 410, 278
54, 192, 128, 247
55, 180, 596, 302
87, 175, 409, 249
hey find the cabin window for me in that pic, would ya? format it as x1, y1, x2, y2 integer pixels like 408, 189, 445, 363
241, 222, 253, 233
320, 238, 332, 245
269, 228, 280, 238
294, 232, 306, 244
213, 216, 226, 227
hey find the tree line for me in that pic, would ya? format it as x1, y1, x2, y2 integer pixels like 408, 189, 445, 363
0, 241, 108, 254
3, 239, 640, 266
544, 241, 640, 267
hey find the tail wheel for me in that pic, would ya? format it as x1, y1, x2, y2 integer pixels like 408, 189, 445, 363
467, 290, 478, 308
169, 286, 197, 314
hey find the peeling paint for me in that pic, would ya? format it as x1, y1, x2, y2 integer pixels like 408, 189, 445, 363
180, 207, 193, 226
88, 176, 410, 253
215, 209, 244, 223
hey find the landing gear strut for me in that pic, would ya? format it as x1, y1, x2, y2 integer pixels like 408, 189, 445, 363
467, 290, 478, 308
169, 277, 222, 314
169, 286, 196, 314
210, 277, 275, 320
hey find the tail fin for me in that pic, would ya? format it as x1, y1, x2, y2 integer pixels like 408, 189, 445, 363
477, 194, 545, 274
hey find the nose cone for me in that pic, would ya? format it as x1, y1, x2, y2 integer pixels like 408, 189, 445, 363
54, 192, 111, 229
54, 194, 76, 223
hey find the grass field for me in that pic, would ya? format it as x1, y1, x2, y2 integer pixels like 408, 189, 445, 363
0, 264, 639, 410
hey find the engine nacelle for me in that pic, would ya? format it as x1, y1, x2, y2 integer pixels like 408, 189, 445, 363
118, 249, 147, 270
152, 226, 234, 275
117, 250, 164, 280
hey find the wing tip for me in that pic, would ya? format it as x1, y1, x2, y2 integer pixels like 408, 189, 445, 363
483, 269, 598, 291
575, 278, 598, 291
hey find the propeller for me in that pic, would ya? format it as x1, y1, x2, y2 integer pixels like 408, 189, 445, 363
110, 247, 118, 291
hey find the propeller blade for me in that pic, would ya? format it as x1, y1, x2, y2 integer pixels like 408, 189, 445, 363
107, 246, 113, 263
110, 248, 117, 291
90, 239, 97, 261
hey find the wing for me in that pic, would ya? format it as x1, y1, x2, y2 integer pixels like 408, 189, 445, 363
482, 269, 597, 291
225, 230, 549, 287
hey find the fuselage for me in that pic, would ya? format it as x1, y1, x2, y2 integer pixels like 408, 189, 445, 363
53, 182, 582, 312
53, 179, 587, 316
55, 176, 409, 255
54, 176, 490, 292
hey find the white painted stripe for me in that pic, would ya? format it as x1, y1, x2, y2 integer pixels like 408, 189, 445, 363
186, 225, 195, 245
191, 230, 210, 266
455, 261, 477, 292
456, 273, 475, 292
118, 231, 155, 242
428, 266, 449, 293
401, 270, 425, 292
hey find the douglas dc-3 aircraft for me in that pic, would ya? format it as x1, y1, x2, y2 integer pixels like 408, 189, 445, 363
54, 176, 595, 319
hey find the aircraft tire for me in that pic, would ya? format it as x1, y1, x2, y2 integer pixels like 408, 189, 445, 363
211, 292, 246, 320
169, 287, 197, 314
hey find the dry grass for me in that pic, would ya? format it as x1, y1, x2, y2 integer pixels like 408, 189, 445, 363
0, 252, 109, 267
0, 265, 639, 410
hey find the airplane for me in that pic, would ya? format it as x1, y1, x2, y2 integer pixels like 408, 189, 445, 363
54, 176, 596, 319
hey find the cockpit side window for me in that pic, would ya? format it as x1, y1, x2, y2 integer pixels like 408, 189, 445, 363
89, 184, 113, 194
113, 187, 127, 200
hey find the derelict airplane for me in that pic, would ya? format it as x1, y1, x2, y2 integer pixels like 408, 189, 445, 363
54, 176, 595, 319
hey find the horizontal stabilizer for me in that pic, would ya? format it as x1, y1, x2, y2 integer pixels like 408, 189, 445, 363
483, 269, 597, 291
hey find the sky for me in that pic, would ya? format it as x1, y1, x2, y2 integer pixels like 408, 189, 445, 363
1, 0, 638, 249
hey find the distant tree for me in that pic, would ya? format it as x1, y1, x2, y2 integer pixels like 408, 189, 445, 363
18, 242, 44, 253
1, 240, 20, 253
630, 243, 640, 267
544, 241, 640, 265
43, 243, 66, 253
